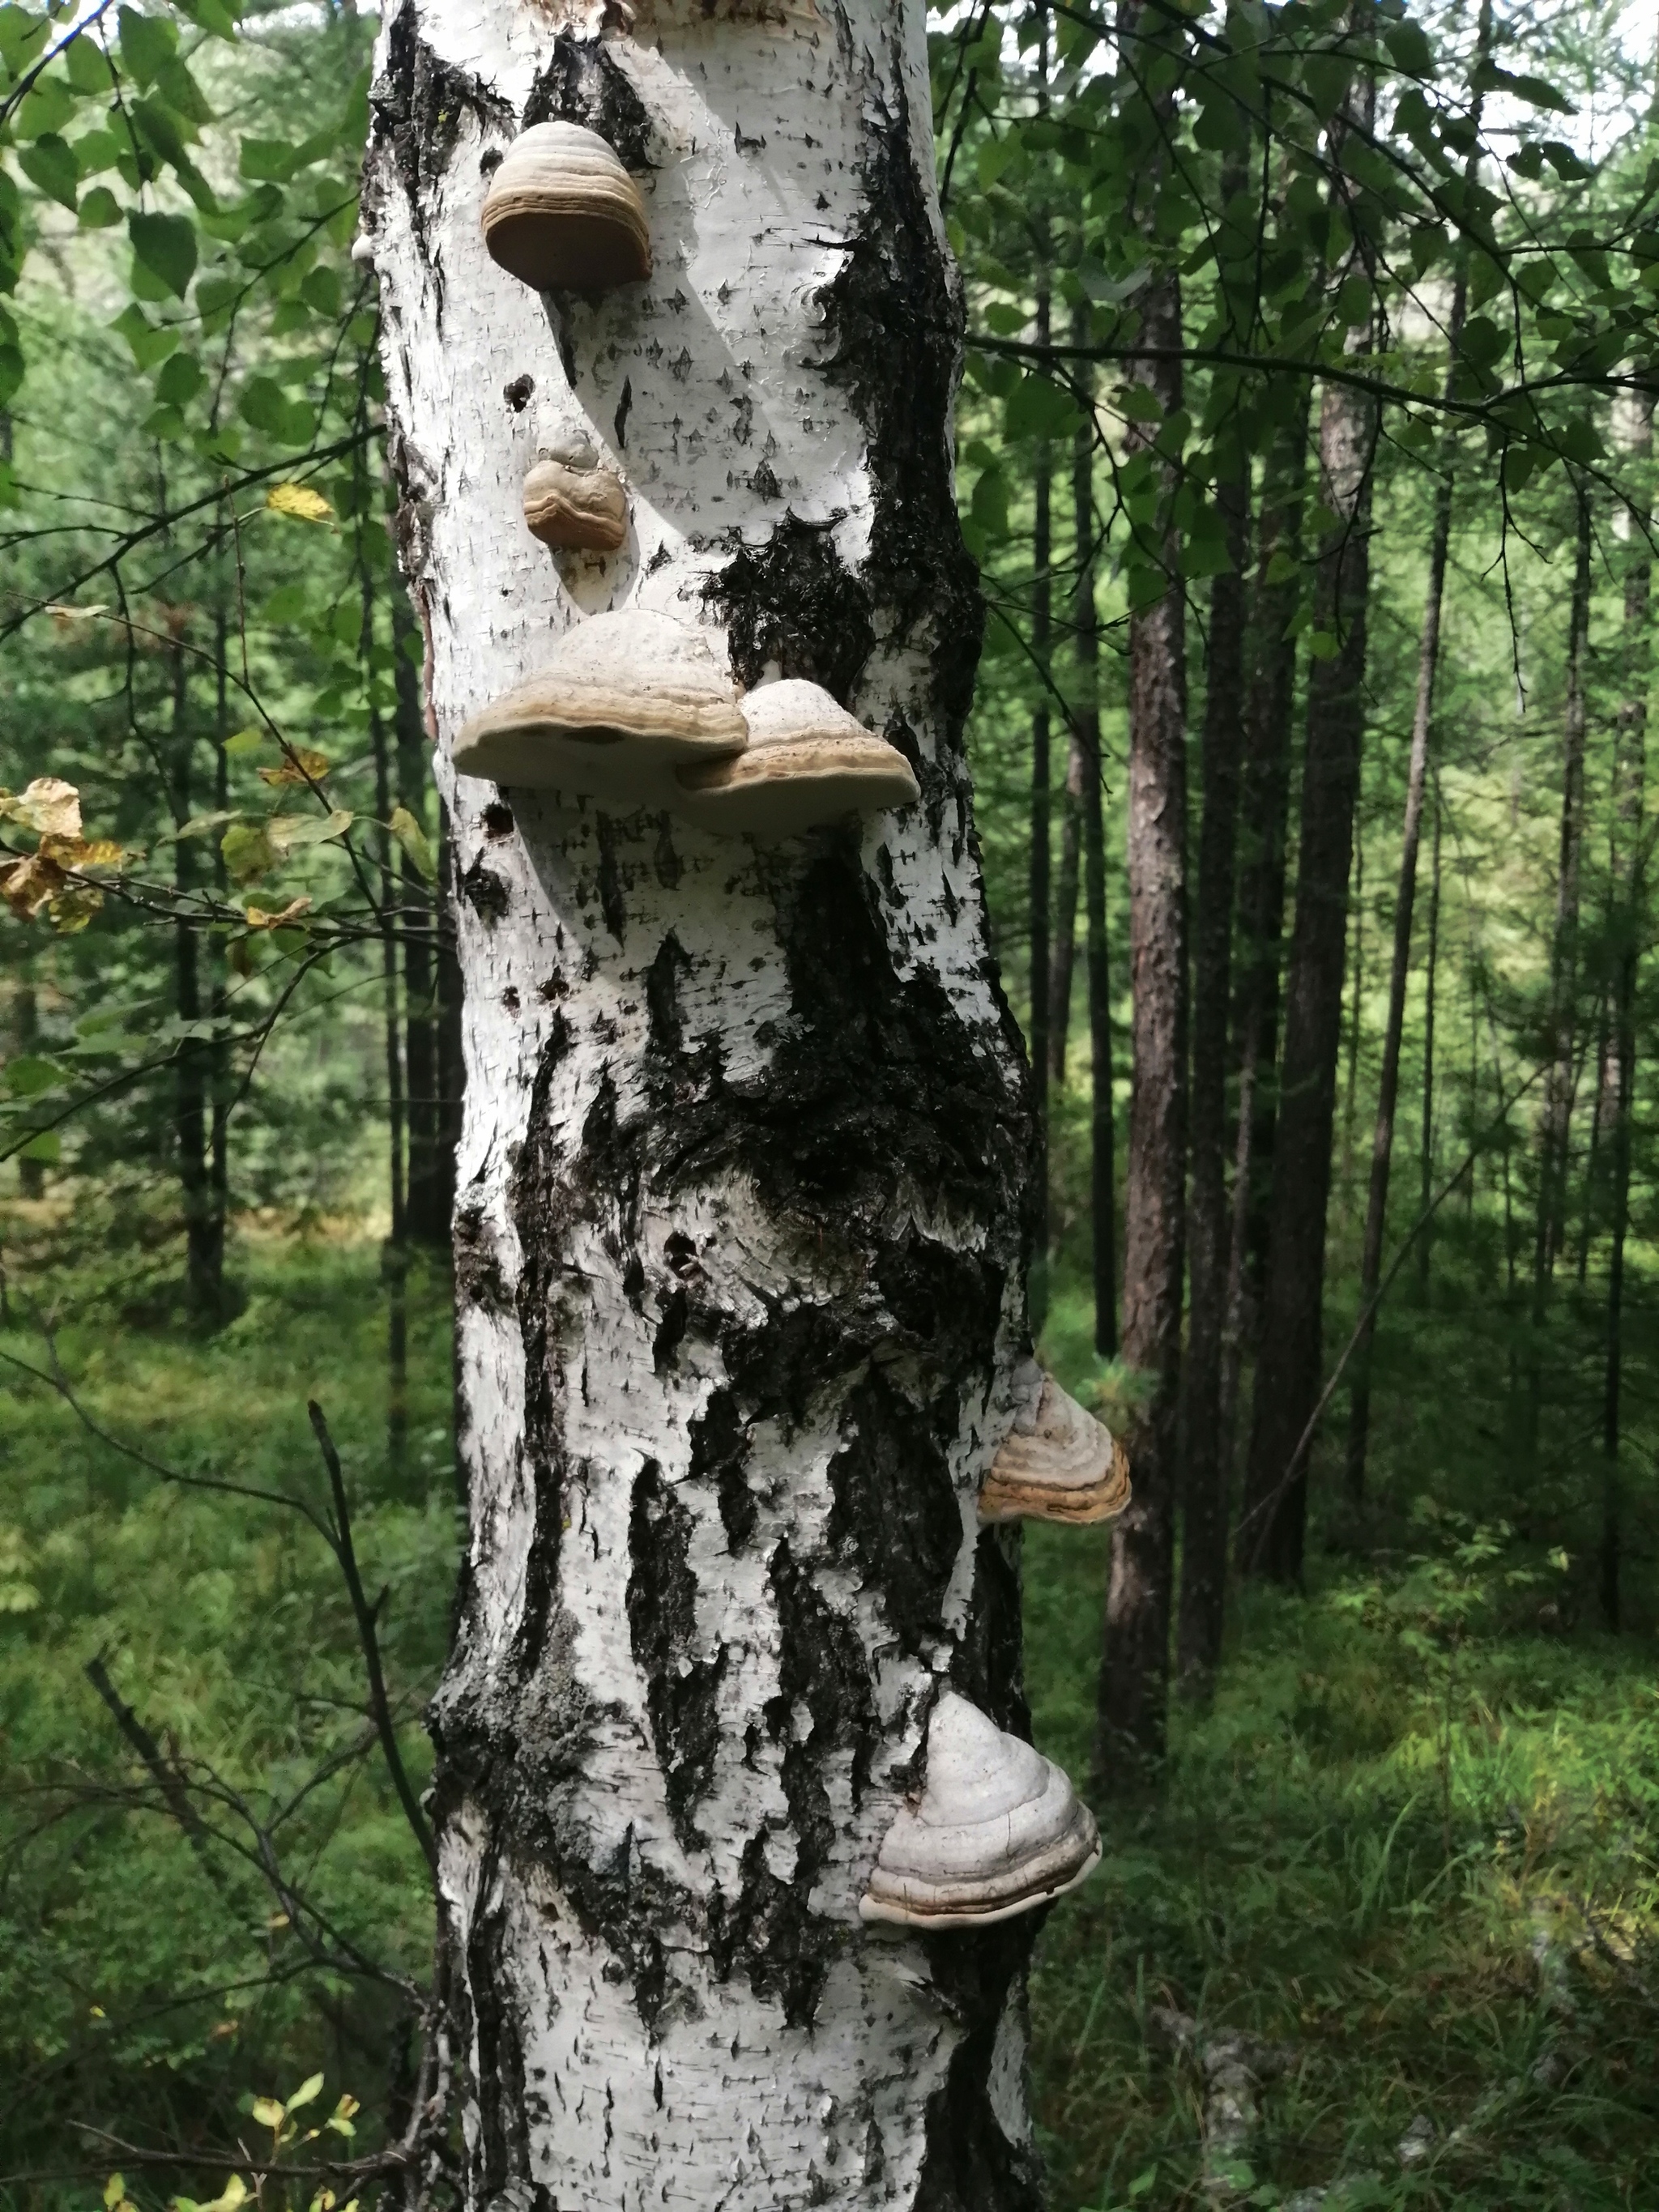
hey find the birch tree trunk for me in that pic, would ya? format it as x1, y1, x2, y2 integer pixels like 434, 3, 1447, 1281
364, 6, 1043, 2209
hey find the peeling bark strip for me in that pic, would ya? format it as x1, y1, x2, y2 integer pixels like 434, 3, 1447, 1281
362, 5, 1045, 2210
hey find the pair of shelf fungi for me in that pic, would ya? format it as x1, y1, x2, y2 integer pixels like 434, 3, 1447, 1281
465, 121, 919, 836
470, 118, 1132, 1929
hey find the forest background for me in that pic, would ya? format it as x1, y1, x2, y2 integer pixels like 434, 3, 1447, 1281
1, 0, 1657, 2205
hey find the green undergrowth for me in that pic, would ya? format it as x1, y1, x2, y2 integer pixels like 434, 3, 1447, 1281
2, 1224, 1656, 2212
1026, 1323, 1659, 2210
0, 1204, 458, 2196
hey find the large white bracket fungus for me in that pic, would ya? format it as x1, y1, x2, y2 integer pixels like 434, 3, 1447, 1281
453, 608, 744, 808
674, 677, 919, 838
480, 120, 651, 292
859, 1693, 1101, 1930
978, 1366, 1132, 1526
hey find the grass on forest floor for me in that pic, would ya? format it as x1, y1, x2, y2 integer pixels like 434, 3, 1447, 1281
2, 1219, 1656, 2212
1029, 1296, 1659, 2212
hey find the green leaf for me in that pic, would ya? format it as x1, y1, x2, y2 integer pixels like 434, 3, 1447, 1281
154, 349, 203, 406
300, 264, 339, 318
220, 822, 276, 884
129, 210, 196, 298
1115, 382, 1162, 424
284, 2073, 326, 2114
111, 302, 179, 369
267, 810, 352, 853
64, 32, 115, 93
18, 1128, 60, 1165
155, 57, 213, 128
19, 133, 79, 210
171, 0, 240, 40
117, 4, 177, 87
390, 806, 436, 883
79, 185, 122, 230
4, 1055, 62, 1097
1382, 19, 1433, 75
239, 136, 298, 182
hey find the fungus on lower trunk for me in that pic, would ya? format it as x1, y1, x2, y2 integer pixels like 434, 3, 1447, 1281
860, 1692, 1102, 1929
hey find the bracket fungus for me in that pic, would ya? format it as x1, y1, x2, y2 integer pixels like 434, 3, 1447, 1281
522, 433, 629, 553
673, 677, 919, 837
480, 121, 651, 293
453, 609, 745, 808
859, 1693, 1101, 1930
978, 1368, 1131, 1527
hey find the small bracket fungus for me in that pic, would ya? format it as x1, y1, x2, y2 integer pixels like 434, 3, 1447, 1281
522, 433, 629, 554
673, 678, 919, 837
454, 609, 745, 809
480, 121, 651, 293
978, 1367, 1131, 1527
859, 1693, 1101, 1930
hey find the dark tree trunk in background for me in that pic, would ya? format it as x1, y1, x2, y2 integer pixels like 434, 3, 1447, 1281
1418, 792, 1440, 1300
398, 590, 447, 1249
1345, 253, 1466, 1498
1050, 720, 1085, 1087
1028, 15, 1053, 1295
1602, 394, 1651, 1630
1176, 459, 1249, 1695
1220, 407, 1309, 1475
1098, 139, 1188, 1773
15, 980, 44, 1197
170, 628, 222, 1321
1527, 488, 1592, 1460
1073, 301, 1117, 1357
1242, 68, 1376, 1581
210, 603, 231, 1243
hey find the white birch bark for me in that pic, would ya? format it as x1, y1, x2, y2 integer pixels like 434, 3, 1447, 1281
360, 4, 1043, 2210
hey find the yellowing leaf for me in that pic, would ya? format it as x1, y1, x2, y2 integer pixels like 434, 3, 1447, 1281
243, 897, 313, 931
200, 2176, 249, 2212
224, 729, 267, 759
104, 2176, 126, 2208
266, 483, 333, 522
0, 777, 82, 837
48, 884, 103, 933
267, 809, 352, 855
40, 835, 122, 869
389, 804, 435, 882
258, 747, 331, 787
0, 852, 67, 920
250, 2097, 286, 2129
285, 2071, 326, 2114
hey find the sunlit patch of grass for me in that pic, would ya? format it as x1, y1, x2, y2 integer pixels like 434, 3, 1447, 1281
1021, 1520, 1659, 2210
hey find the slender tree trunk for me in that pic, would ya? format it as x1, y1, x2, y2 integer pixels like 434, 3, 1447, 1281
1241, 60, 1376, 1583
369, 8, 1044, 2201
1345, 256, 1466, 1496
1098, 25, 1188, 1767
1527, 488, 1593, 1460
1072, 303, 1116, 1358
1602, 392, 1651, 1629
170, 629, 220, 1321
1340, 825, 1363, 1218
15, 980, 44, 1197
209, 603, 231, 1254
1576, 993, 1610, 1285
1050, 727, 1085, 1087
1220, 407, 1309, 1478
1028, 14, 1053, 1294
1417, 791, 1440, 1299
1175, 462, 1249, 1694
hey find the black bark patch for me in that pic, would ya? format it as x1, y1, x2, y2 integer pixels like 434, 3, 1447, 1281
369, 2, 512, 249
913, 1929, 1046, 2212
825, 1370, 961, 1652
522, 35, 658, 170
460, 855, 510, 925
627, 1463, 724, 1852
463, 1845, 538, 2210
595, 816, 626, 944
956, 1527, 1030, 1740
703, 515, 876, 702
651, 1285, 688, 1370
503, 374, 533, 412
691, 1387, 755, 1553
453, 1200, 511, 1315
645, 931, 692, 1058
511, 1014, 577, 1652
707, 1541, 875, 2028
820, 86, 982, 746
